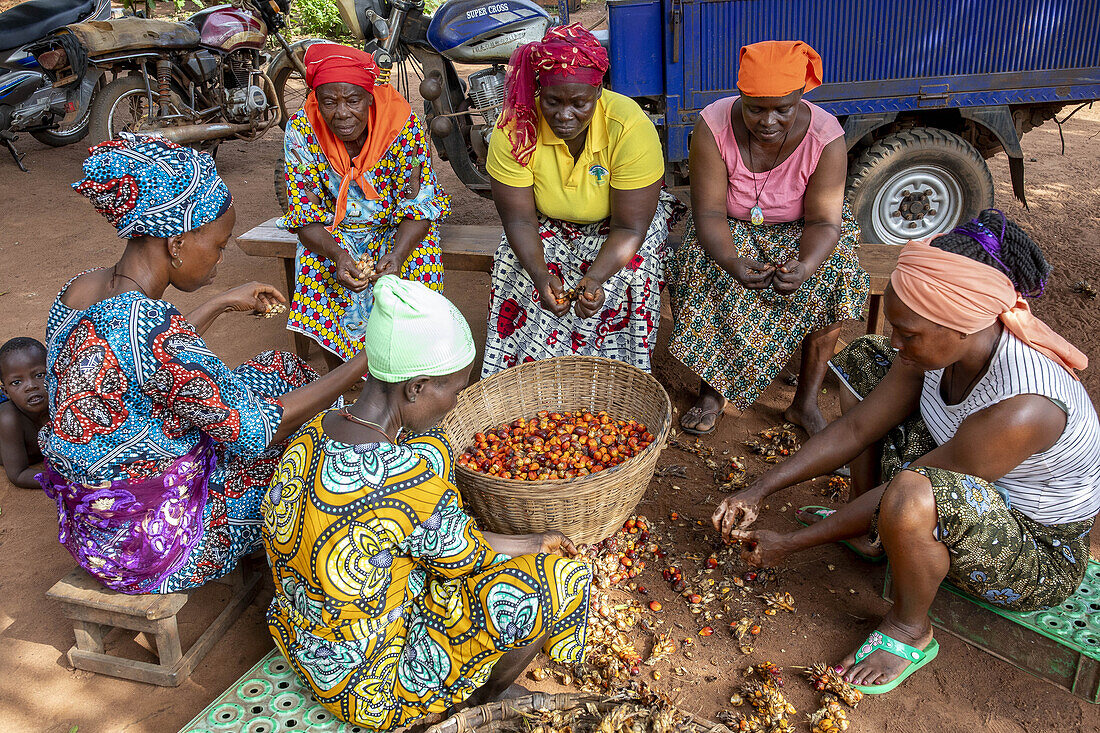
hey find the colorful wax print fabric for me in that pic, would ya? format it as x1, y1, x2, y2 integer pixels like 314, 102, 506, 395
481, 190, 683, 376
832, 335, 1093, 611
262, 414, 591, 729
667, 205, 868, 410
279, 110, 450, 360
42, 277, 316, 592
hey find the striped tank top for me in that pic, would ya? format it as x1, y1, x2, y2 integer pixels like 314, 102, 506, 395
921, 330, 1100, 525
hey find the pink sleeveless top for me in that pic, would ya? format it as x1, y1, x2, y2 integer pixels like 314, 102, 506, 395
701, 96, 844, 223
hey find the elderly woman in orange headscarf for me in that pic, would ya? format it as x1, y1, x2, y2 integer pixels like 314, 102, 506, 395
667, 41, 868, 435
481, 24, 683, 377
712, 210, 1099, 695
279, 43, 450, 370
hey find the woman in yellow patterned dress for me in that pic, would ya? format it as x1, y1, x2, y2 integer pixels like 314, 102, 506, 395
280, 43, 450, 371
262, 276, 591, 728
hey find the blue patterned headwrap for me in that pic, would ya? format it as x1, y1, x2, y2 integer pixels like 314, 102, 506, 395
73, 133, 232, 239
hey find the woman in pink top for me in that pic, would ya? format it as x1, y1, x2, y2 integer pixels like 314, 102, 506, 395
667, 41, 869, 435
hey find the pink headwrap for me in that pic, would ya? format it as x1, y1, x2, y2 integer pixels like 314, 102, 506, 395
496, 23, 610, 165
891, 238, 1088, 378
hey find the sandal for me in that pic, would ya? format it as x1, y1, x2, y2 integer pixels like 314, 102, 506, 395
794, 505, 886, 563
679, 403, 726, 436
849, 631, 939, 694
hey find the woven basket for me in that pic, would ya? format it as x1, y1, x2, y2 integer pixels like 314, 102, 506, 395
440, 356, 672, 546
423, 692, 730, 733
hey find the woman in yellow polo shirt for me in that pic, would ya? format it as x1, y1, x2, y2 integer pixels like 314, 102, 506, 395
480, 24, 683, 376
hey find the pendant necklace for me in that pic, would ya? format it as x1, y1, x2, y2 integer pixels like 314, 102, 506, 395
746, 127, 791, 226
340, 408, 399, 443
113, 267, 149, 297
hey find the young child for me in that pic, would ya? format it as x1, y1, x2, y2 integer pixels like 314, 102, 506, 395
0, 337, 49, 489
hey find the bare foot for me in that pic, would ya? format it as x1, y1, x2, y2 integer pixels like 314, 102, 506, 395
838, 613, 934, 687
794, 508, 883, 559
680, 388, 727, 434
784, 402, 828, 436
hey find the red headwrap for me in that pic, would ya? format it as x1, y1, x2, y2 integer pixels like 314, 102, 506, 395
497, 23, 610, 165
301, 43, 411, 228
304, 42, 380, 91
737, 40, 823, 98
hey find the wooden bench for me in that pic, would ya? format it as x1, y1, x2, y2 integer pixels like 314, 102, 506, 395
46, 563, 262, 686
237, 217, 900, 358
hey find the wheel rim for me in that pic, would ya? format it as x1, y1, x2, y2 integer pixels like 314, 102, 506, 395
870, 165, 963, 245
53, 105, 92, 138
278, 69, 307, 125
108, 88, 153, 138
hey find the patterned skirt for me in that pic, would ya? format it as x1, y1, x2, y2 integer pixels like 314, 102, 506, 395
481, 191, 684, 377
831, 336, 1093, 611
667, 205, 868, 410
162, 350, 318, 592
288, 222, 445, 360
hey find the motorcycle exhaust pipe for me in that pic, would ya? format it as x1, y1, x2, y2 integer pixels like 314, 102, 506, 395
140, 121, 256, 145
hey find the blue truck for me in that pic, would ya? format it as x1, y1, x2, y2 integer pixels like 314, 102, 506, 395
298, 0, 1100, 242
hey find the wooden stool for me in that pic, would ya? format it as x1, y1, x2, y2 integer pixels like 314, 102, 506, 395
855, 243, 902, 336
47, 564, 262, 686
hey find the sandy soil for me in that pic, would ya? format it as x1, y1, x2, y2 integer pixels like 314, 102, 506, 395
0, 5, 1098, 729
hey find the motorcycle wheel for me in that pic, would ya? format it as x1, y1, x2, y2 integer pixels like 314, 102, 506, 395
31, 106, 93, 147
272, 62, 308, 130
274, 155, 289, 213
89, 76, 187, 145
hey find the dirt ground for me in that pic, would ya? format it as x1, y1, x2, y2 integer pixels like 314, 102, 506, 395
1, 9, 1099, 729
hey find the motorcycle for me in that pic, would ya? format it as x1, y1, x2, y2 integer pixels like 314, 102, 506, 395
37, 0, 319, 150
275, 0, 574, 206
0, 0, 111, 171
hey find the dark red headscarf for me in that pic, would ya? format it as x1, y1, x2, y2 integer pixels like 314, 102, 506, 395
496, 23, 610, 165
300, 43, 411, 225
304, 42, 380, 90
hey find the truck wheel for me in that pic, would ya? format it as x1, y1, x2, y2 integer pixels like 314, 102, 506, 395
846, 128, 993, 245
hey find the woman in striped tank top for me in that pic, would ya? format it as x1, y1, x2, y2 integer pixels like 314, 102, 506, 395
710, 210, 1098, 695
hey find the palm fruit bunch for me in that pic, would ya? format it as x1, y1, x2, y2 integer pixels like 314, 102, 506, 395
805, 663, 863, 707
806, 696, 851, 732
744, 424, 801, 463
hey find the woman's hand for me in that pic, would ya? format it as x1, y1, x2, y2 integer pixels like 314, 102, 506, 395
371, 250, 402, 281
539, 531, 579, 558
727, 529, 793, 568
712, 487, 766, 540
535, 273, 571, 317
728, 258, 776, 289
217, 282, 287, 314
573, 276, 606, 319
334, 251, 371, 292
771, 258, 810, 295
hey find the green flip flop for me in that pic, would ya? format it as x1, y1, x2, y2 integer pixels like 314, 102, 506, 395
794, 505, 887, 563
849, 631, 940, 694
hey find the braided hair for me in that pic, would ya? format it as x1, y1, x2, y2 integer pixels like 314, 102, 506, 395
929, 209, 1051, 297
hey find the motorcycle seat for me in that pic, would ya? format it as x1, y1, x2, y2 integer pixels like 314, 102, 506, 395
63, 17, 201, 56
0, 0, 95, 52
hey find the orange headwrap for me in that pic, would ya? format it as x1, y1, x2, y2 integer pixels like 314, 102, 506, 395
891, 238, 1088, 378
302, 43, 411, 230
736, 40, 823, 98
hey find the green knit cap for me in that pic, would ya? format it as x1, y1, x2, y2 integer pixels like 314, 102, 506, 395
363, 276, 476, 382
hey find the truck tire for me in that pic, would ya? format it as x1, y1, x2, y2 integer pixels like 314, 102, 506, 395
846, 128, 993, 246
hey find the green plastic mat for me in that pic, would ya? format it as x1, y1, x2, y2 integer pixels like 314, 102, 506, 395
179, 649, 371, 733
936, 558, 1100, 661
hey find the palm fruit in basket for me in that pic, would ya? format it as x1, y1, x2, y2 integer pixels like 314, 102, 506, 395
457, 410, 654, 480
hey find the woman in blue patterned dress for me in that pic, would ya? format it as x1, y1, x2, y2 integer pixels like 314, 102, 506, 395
38, 135, 371, 594
263, 277, 591, 729
281, 43, 450, 369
